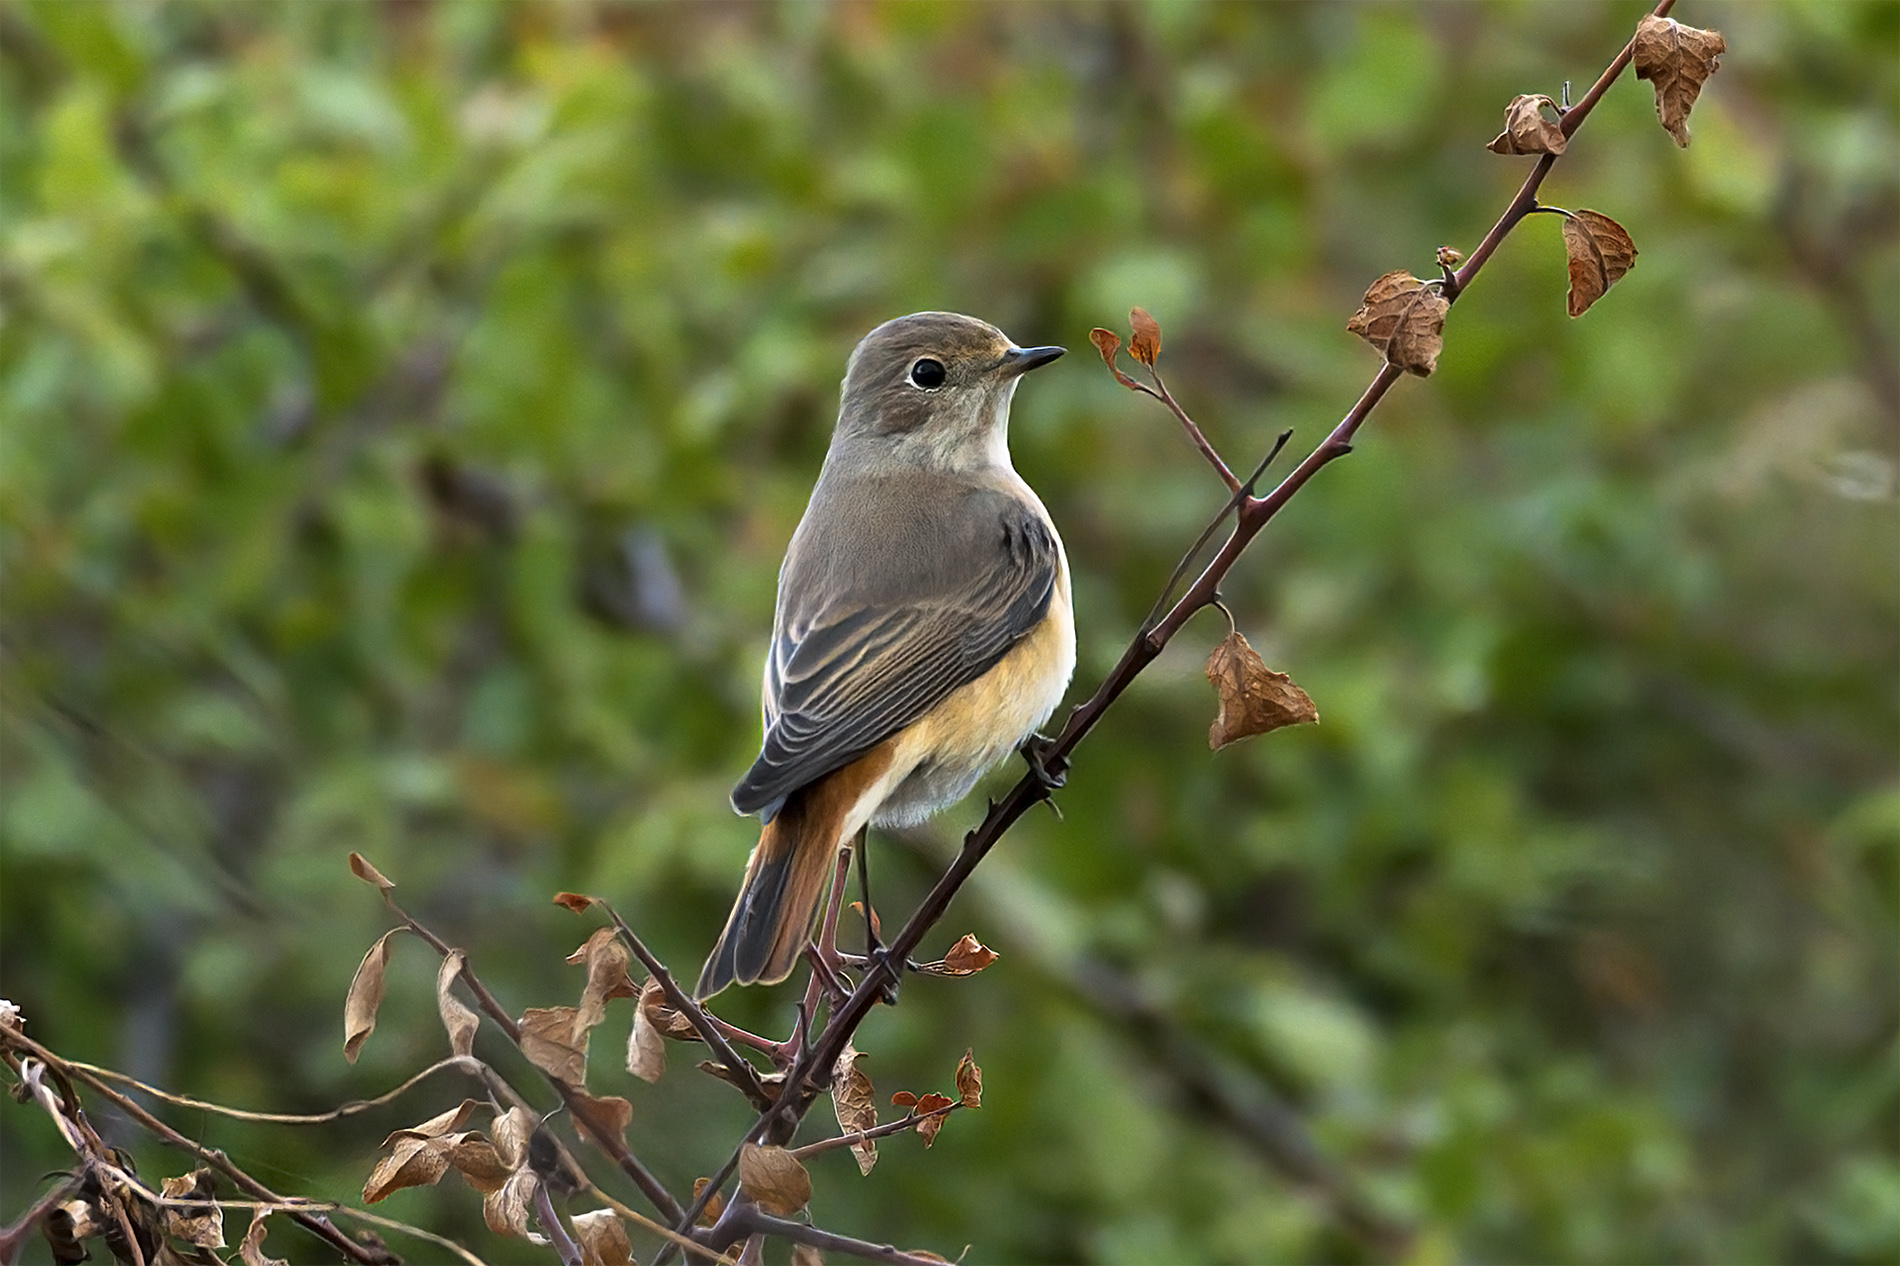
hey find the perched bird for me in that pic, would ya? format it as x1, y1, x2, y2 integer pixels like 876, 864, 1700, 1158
696, 312, 1074, 999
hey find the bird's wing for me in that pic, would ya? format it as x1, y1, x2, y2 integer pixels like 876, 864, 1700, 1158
730, 489, 1059, 820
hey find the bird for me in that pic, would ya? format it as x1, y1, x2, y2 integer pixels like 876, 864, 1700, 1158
695, 312, 1074, 999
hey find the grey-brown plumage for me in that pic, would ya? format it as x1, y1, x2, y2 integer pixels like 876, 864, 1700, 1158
698, 312, 1075, 998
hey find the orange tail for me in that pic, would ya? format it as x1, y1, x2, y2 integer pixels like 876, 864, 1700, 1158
696, 745, 895, 999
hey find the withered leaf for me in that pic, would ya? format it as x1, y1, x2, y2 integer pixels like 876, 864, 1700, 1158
482, 1169, 544, 1242
738, 1143, 812, 1216
1345, 271, 1448, 377
383, 1098, 482, 1146
831, 1044, 878, 1177
912, 1092, 957, 1147
792, 1246, 825, 1266
954, 1050, 982, 1110
1128, 307, 1163, 367
848, 900, 881, 939
343, 929, 406, 1064
568, 927, 637, 1034
692, 1178, 726, 1227
238, 1209, 287, 1266
491, 1106, 534, 1169
447, 1133, 512, 1194
1487, 93, 1567, 156
572, 1210, 635, 1266
363, 1135, 454, 1204
519, 1006, 588, 1084
1089, 327, 1140, 391
1562, 209, 1638, 317
1633, 15, 1726, 147
571, 1091, 633, 1150
627, 982, 668, 1083
159, 1170, 224, 1249
939, 933, 998, 976
639, 982, 701, 1041
348, 852, 395, 893
436, 951, 480, 1058
1206, 631, 1318, 750
552, 891, 598, 914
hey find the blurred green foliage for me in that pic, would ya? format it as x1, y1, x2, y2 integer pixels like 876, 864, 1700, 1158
2, 2, 1895, 1263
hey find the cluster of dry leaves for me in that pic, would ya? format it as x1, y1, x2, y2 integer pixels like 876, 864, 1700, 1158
1351, 14, 1723, 376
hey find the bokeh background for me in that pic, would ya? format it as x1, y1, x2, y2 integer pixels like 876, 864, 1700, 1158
2, 2, 1895, 1263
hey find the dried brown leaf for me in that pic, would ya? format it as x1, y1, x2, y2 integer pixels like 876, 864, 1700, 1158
1633, 15, 1727, 147
363, 1135, 453, 1204
1486, 93, 1567, 156
692, 1178, 726, 1227
491, 1105, 534, 1169
238, 1209, 287, 1266
1345, 271, 1448, 377
913, 1092, 957, 1147
890, 1091, 918, 1108
343, 929, 405, 1064
1206, 631, 1319, 750
482, 1169, 543, 1242
382, 1098, 481, 1146
552, 891, 599, 914
954, 1049, 982, 1110
939, 933, 998, 976
447, 1133, 512, 1194
1562, 209, 1638, 318
848, 900, 881, 938
792, 1247, 825, 1266
159, 1170, 224, 1249
518, 1006, 588, 1084
572, 1209, 635, 1266
571, 1091, 633, 1149
738, 1143, 812, 1216
1089, 327, 1141, 390
436, 951, 479, 1058
831, 1044, 878, 1176
627, 983, 668, 1083
639, 982, 701, 1041
348, 852, 395, 892
699, 1058, 784, 1100
1128, 307, 1162, 367
569, 927, 637, 1034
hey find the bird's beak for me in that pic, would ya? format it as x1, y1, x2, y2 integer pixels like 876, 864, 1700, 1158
998, 345, 1066, 378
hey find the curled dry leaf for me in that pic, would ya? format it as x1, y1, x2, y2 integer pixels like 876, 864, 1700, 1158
447, 1133, 512, 1194
483, 1169, 544, 1242
436, 951, 479, 1058
384, 1098, 482, 1146
692, 1177, 726, 1227
1089, 327, 1140, 390
159, 1170, 224, 1249
571, 1091, 633, 1150
955, 1049, 983, 1110
1487, 93, 1567, 155
571, 1209, 635, 1266
552, 891, 598, 914
239, 1209, 287, 1266
831, 1043, 879, 1176
1633, 15, 1727, 147
343, 928, 405, 1064
518, 1006, 588, 1084
1128, 307, 1162, 367
700, 1058, 785, 1100
939, 933, 998, 976
348, 852, 395, 892
1206, 631, 1319, 750
640, 982, 701, 1041
912, 1092, 957, 1147
1345, 271, 1449, 377
491, 1105, 534, 1169
792, 1246, 826, 1266
627, 982, 668, 1083
569, 927, 638, 1033
1562, 209, 1638, 317
363, 1133, 457, 1203
738, 1142, 812, 1216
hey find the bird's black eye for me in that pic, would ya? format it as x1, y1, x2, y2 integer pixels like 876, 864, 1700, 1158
909, 358, 946, 389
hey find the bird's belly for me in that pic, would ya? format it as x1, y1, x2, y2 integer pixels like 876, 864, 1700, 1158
873, 569, 1075, 828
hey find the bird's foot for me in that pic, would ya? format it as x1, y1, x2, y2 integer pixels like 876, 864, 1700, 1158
1020, 732, 1069, 792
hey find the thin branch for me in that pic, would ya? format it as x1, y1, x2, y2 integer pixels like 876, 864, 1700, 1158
721, 1206, 955, 1266
68, 1056, 474, 1125
787, 1101, 962, 1160
1147, 366, 1242, 492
